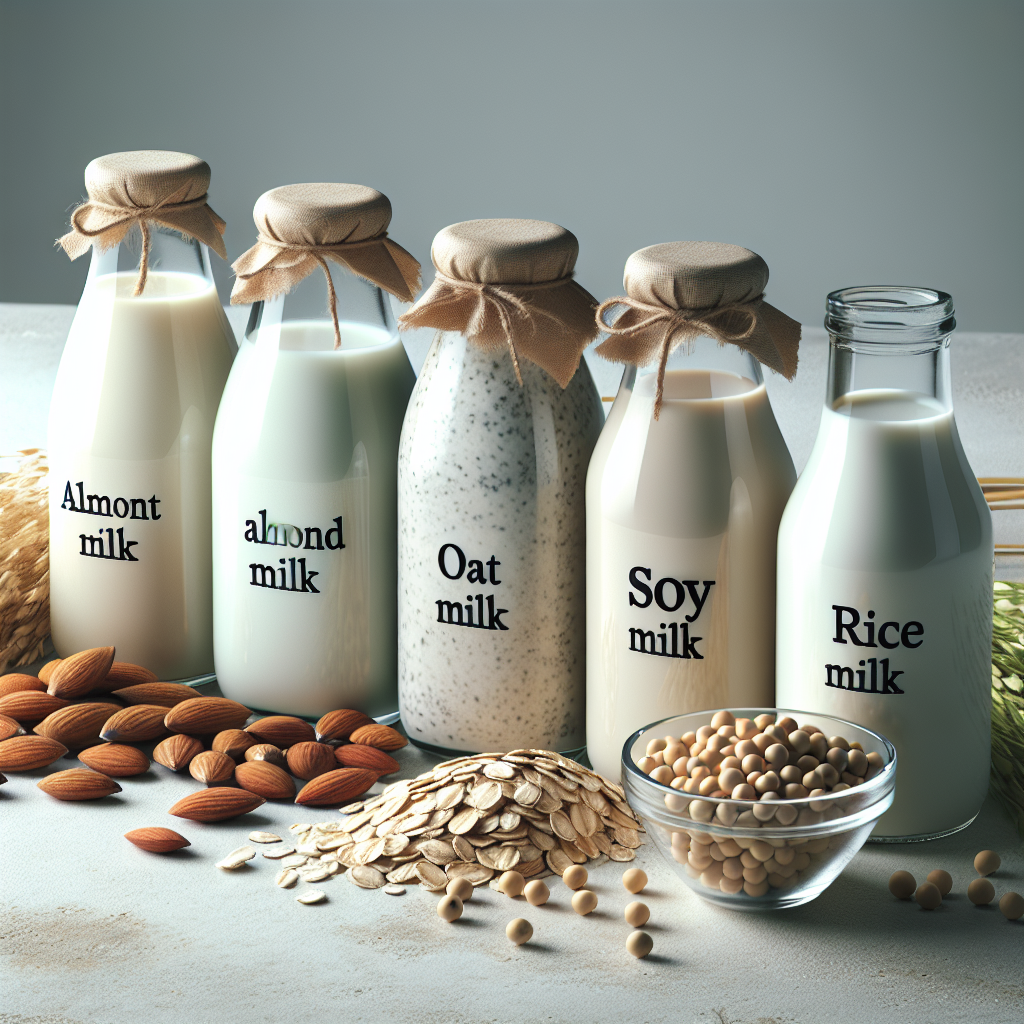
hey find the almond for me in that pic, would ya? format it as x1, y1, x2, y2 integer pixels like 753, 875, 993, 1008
33, 702, 116, 748
244, 743, 287, 769
37, 767, 121, 800
47, 646, 116, 699
286, 741, 337, 780
78, 743, 151, 777
124, 826, 190, 853
349, 722, 407, 752
169, 788, 265, 822
294, 767, 377, 807
100, 704, 171, 743
37, 659, 62, 684
245, 715, 315, 747
235, 759, 296, 800
153, 733, 204, 771
0, 673, 47, 698
164, 697, 251, 735
315, 708, 374, 743
334, 744, 400, 775
189, 749, 236, 784
0, 690, 71, 724
0, 734, 69, 771
211, 728, 257, 761
111, 682, 200, 707
0, 714, 25, 742
97, 661, 159, 692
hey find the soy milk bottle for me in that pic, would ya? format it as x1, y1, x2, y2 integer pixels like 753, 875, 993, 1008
777, 287, 992, 839
587, 243, 801, 780
397, 220, 604, 754
212, 184, 420, 717
50, 151, 235, 681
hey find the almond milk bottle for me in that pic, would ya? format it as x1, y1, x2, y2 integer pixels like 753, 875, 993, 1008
212, 185, 420, 717
50, 152, 235, 681
587, 243, 800, 780
777, 287, 993, 840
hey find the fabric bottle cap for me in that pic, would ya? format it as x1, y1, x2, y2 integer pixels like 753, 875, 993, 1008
430, 219, 579, 285
623, 241, 769, 310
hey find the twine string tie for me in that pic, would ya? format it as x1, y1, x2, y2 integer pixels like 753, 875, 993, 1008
596, 295, 763, 418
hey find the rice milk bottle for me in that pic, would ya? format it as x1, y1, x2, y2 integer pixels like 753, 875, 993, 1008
50, 151, 234, 681
777, 287, 993, 840
212, 184, 419, 717
587, 242, 800, 781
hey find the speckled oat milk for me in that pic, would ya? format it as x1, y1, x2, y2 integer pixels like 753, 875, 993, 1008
397, 219, 604, 753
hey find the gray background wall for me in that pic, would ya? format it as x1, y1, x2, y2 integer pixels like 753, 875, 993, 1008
1, 0, 1021, 330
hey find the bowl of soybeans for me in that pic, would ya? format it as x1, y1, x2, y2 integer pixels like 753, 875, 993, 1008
623, 709, 897, 910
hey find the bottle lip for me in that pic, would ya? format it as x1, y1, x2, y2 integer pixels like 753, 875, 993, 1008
825, 286, 955, 348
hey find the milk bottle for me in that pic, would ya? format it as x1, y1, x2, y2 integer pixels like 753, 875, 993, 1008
50, 151, 234, 681
587, 242, 801, 780
212, 184, 420, 717
777, 287, 992, 840
397, 219, 604, 754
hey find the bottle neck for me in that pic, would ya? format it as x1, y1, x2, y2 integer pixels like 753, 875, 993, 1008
824, 286, 956, 411
826, 338, 952, 410
622, 334, 764, 393
87, 224, 213, 287
245, 258, 396, 349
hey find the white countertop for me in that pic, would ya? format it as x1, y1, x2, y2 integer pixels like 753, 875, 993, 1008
1, 304, 1022, 1023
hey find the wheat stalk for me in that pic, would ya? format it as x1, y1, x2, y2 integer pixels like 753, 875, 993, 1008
991, 580, 1024, 836
0, 448, 49, 674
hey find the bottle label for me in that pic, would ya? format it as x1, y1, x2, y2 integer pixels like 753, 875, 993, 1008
58, 478, 160, 562
433, 542, 509, 631
241, 508, 345, 595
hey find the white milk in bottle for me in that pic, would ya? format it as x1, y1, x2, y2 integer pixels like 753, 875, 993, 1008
587, 243, 800, 780
50, 152, 234, 681
397, 219, 604, 754
777, 287, 992, 840
213, 184, 420, 717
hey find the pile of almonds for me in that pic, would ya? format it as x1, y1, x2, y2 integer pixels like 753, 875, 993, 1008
259, 749, 645, 893
0, 645, 406, 819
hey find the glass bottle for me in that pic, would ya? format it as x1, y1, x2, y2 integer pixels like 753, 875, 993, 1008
212, 260, 415, 718
48, 227, 236, 681
776, 287, 993, 840
586, 337, 796, 780
398, 333, 604, 755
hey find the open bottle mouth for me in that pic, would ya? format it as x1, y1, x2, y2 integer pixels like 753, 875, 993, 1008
825, 286, 955, 349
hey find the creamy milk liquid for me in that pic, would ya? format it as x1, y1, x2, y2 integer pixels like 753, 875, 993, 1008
777, 390, 992, 838
587, 369, 795, 780
48, 272, 236, 679
398, 334, 603, 753
212, 320, 414, 717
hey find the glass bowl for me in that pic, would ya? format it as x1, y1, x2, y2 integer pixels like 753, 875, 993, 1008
622, 708, 896, 911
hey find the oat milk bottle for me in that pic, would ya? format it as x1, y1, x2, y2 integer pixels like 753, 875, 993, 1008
777, 287, 993, 840
587, 243, 801, 780
50, 151, 235, 681
212, 184, 420, 717
397, 220, 604, 754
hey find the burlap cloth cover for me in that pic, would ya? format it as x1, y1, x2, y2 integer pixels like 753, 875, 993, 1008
231, 183, 421, 349
397, 219, 599, 389
596, 241, 801, 416
58, 151, 227, 296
